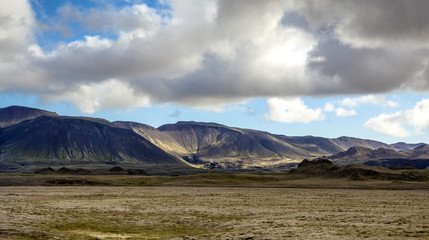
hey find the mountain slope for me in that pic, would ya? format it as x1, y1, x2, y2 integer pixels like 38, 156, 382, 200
0, 116, 185, 167
329, 137, 423, 152
390, 142, 425, 151
0, 105, 427, 171
329, 146, 406, 163
158, 122, 279, 162
329, 145, 429, 165
114, 121, 190, 158
156, 122, 346, 165
0, 105, 58, 128
329, 137, 391, 151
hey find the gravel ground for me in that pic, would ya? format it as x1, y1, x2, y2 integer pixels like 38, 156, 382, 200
0, 186, 428, 239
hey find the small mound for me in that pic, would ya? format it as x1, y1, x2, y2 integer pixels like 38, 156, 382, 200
298, 159, 334, 168
290, 159, 337, 175
109, 166, 125, 172
55, 167, 92, 175
290, 159, 427, 181
34, 167, 55, 174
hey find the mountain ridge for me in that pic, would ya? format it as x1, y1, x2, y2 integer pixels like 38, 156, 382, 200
0, 105, 427, 171
0, 105, 58, 128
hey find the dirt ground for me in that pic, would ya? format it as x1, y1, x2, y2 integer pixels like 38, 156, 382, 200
0, 186, 428, 239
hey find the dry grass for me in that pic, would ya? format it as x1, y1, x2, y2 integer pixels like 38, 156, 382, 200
0, 186, 428, 239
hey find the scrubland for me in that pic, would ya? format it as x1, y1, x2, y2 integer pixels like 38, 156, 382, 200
1, 185, 428, 239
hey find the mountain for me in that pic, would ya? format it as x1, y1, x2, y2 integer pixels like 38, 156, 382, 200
328, 137, 423, 151
408, 144, 429, 158
0, 105, 58, 128
276, 135, 344, 155
329, 144, 429, 167
390, 142, 425, 151
157, 121, 282, 166
156, 121, 360, 163
329, 146, 406, 164
329, 137, 391, 151
113, 121, 190, 159
0, 105, 427, 171
114, 120, 428, 168
289, 159, 427, 181
0, 115, 187, 172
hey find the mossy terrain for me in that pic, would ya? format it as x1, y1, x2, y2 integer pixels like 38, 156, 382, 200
1, 186, 428, 239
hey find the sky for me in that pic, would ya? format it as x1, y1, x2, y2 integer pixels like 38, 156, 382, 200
1, 0, 429, 144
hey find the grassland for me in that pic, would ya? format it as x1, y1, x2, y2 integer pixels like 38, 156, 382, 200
1, 169, 429, 239
1, 170, 429, 189
0, 186, 428, 239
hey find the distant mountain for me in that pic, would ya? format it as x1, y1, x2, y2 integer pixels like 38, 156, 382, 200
390, 142, 425, 151
0, 116, 187, 171
289, 159, 427, 181
328, 136, 423, 152
113, 120, 428, 168
329, 137, 392, 151
0, 105, 58, 128
0, 105, 427, 171
408, 144, 429, 158
329, 144, 429, 165
157, 121, 282, 166
329, 146, 406, 164
114, 121, 191, 159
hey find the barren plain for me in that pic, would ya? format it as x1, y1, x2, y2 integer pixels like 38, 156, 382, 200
1, 185, 428, 239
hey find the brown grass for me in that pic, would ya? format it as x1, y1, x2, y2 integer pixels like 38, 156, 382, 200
1, 186, 428, 239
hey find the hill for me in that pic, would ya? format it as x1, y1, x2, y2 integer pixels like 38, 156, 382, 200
0, 105, 427, 171
0, 116, 187, 172
329, 145, 429, 169
0, 105, 58, 128
290, 159, 427, 181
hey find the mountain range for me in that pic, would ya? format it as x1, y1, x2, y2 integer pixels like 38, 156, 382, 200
0, 105, 427, 172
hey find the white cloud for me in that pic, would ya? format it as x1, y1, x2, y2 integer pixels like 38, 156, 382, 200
323, 103, 335, 112
335, 107, 357, 117
364, 112, 410, 137
1, 1, 429, 113
265, 97, 324, 124
341, 95, 398, 108
364, 98, 429, 137
0, 0, 34, 60
45, 79, 150, 114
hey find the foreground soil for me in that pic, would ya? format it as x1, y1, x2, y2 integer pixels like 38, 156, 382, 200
1, 186, 428, 239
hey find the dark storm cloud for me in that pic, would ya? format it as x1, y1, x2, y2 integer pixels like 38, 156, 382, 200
307, 39, 428, 95
1, 0, 429, 112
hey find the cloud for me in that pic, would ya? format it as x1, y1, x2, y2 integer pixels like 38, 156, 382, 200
45, 79, 151, 114
0, 0, 34, 60
364, 99, 429, 137
168, 109, 181, 118
1, 1, 429, 113
323, 103, 335, 112
335, 107, 357, 117
341, 95, 398, 108
265, 97, 324, 124
297, 0, 429, 49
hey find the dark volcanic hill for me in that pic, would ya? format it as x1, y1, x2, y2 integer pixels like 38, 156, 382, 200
0, 116, 186, 171
154, 121, 388, 166
154, 121, 425, 165
329, 146, 406, 164
290, 159, 427, 181
0, 105, 58, 128
0, 105, 427, 171
157, 121, 352, 163
329, 145, 429, 166
157, 121, 282, 165
114, 121, 190, 159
